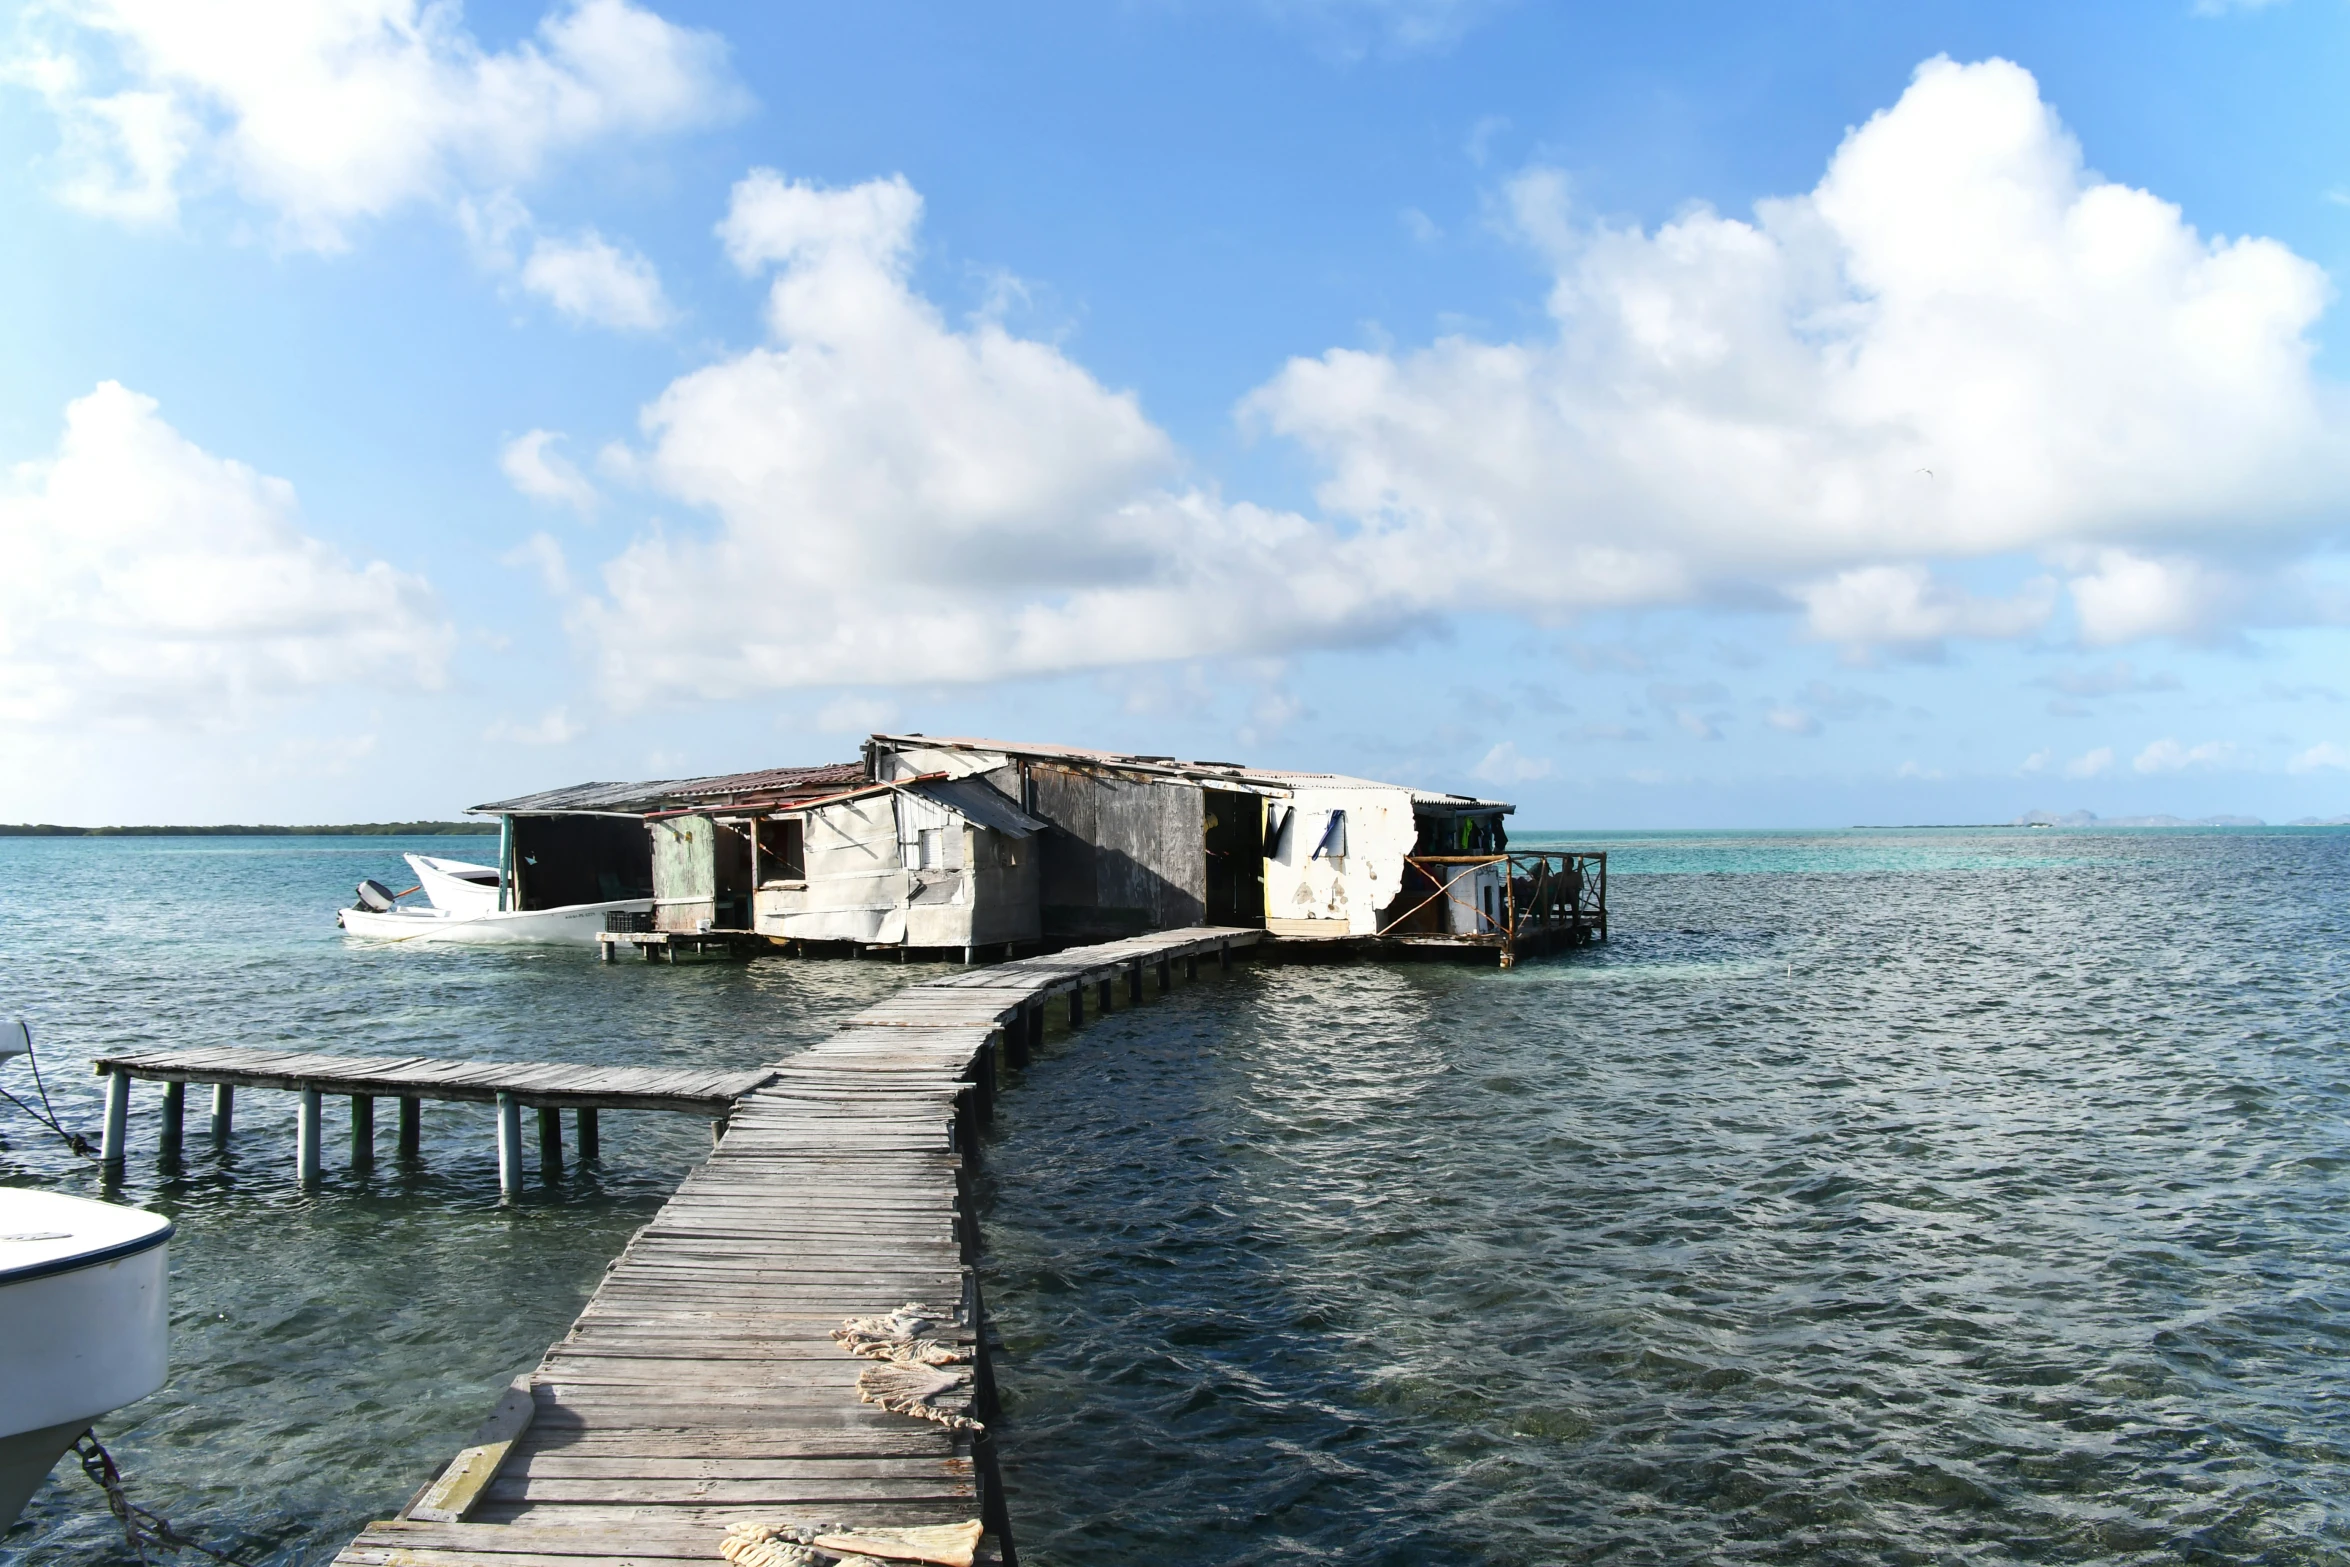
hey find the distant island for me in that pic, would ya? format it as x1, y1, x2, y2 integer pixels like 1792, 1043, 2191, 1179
2010, 810, 2350, 828
0, 821, 496, 837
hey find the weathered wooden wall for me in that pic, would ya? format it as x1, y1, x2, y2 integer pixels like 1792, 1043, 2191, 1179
1029, 764, 1206, 939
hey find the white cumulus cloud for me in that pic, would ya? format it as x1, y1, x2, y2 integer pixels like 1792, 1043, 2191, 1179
565, 58, 2350, 703
500, 429, 598, 514
2063, 746, 2114, 779
521, 229, 671, 330
0, 382, 450, 728
1472, 740, 1553, 782
2134, 737, 2236, 774
576, 169, 1425, 702
486, 705, 584, 745
2289, 741, 2350, 773
1245, 55, 2343, 651
10, 0, 739, 247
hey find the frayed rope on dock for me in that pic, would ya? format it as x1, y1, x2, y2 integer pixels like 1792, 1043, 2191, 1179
833, 1304, 982, 1431
720, 1519, 984, 1567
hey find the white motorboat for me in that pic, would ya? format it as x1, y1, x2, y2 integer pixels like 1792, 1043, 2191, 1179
407, 853, 501, 915
337, 897, 650, 945
338, 845, 652, 947
0, 1188, 172, 1528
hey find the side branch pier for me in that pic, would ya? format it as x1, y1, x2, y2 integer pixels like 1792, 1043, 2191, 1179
90, 1047, 772, 1195
337, 926, 1263, 1567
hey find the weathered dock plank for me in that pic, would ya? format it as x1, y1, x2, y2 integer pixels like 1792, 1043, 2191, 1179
334, 926, 1260, 1567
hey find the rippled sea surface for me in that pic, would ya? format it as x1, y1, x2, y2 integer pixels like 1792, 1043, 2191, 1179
6, 828, 2349, 1565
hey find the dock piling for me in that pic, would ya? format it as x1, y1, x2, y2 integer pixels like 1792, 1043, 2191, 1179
1005, 1002, 1032, 1069
1067, 985, 1083, 1027
576, 1107, 599, 1160
99, 1069, 130, 1168
1096, 975, 1114, 1012
537, 1106, 563, 1176
1126, 958, 1144, 1002
210, 1083, 234, 1142
398, 1096, 421, 1160
296, 1086, 322, 1185
350, 1095, 374, 1167
495, 1093, 523, 1199
159, 1080, 185, 1159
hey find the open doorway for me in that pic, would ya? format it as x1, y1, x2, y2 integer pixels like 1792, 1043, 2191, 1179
1202, 788, 1265, 927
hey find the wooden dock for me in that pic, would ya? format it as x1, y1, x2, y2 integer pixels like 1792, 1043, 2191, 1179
92, 1046, 774, 1194
335, 926, 1263, 1567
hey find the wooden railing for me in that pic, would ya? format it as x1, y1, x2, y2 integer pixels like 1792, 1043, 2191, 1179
1376, 850, 1607, 948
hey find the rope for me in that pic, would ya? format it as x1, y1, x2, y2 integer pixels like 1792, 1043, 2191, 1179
1, 1019, 94, 1159
71, 1431, 254, 1567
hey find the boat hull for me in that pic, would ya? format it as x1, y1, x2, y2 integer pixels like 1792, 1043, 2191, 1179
1, 1194, 172, 1527
339, 898, 653, 947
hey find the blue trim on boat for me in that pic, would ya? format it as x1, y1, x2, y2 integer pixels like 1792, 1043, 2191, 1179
0, 1220, 173, 1286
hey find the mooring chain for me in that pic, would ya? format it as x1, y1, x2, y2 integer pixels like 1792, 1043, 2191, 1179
70, 1431, 253, 1567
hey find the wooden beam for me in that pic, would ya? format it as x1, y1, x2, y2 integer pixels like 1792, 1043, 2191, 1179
404, 1376, 537, 1524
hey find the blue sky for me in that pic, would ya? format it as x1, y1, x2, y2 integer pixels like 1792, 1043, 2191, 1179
3, 0, 2348, 827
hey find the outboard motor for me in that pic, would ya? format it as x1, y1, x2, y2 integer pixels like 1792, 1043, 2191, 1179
355, 879, 400, 912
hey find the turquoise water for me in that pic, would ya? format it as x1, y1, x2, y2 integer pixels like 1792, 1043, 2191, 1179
4, 829, 2348, 1564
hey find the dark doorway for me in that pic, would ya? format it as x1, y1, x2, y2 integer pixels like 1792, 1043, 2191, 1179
714, 821, 755, 929
1203, 789, 1265, 927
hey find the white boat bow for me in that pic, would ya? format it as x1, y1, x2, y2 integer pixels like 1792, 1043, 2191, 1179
0, 1189, 172, 1527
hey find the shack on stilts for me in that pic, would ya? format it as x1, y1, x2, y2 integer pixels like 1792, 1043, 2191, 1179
467, 734, 1604, 967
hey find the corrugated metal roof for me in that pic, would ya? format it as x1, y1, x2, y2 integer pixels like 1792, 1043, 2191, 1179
470, 779, 691, 814
472, 760, 863, 816
906, 776, 1047, 838
868, 735, 1513, 812
670, 762, 866, 801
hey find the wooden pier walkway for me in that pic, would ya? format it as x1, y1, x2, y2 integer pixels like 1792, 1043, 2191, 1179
334, 925, 1263, 1567
92, 1046, 771, 1193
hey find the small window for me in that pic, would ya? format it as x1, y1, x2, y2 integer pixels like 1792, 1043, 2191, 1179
918, 827, 945, 870
756, 818, 805, 881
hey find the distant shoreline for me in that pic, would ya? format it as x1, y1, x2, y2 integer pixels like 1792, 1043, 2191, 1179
0, 822, 496, 837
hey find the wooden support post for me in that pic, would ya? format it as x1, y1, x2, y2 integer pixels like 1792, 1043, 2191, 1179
576, 1107, 600, 1161
159, 1080, 184, 1159
496, 1093, 523, 1199
1028, 998, 1046, 1061
1067, 985, 1083, 1027
398, 1097, 421, 1160
100, 1069, 131, 1169
1005, 1003, 1031, 1069
296, 1086, 322, 1185
970, 1042, 994, 1126
963, 945, 976, 966
210, 1083, 234, 1142
1156, 956, 1172, 991
599, 937, 615, 964
1185, 953, 1199, 981
1126, 959, 1143, 1002
350, 1095, 375, 1167
537, 1105, 563, 1176
1097, 975, 1114, 1013
1219, 939, 1231, 970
